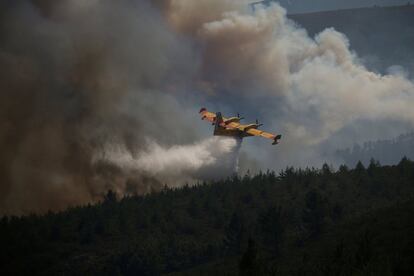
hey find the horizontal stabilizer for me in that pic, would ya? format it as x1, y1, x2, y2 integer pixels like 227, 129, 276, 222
272, 135, 282, 145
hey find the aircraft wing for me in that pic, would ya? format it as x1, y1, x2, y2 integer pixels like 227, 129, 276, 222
245, 128, 281, 145
229, 123, 281, 145
224, 122, 241, 128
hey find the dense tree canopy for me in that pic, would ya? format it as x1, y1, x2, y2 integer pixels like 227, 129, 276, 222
1, 158, 414, 275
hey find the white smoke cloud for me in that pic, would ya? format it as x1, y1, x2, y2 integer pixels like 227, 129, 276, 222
191, 3, 414, 168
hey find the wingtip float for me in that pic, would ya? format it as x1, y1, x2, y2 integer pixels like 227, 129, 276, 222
199, 108, 282, 145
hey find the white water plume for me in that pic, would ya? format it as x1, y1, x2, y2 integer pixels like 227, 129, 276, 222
95, 136, 242, 186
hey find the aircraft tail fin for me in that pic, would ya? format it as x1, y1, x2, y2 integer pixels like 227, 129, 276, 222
214, 112, 224, 133
215, 112, 223, 124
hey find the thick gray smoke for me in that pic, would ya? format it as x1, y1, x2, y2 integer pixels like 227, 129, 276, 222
0, 0, 243, 214
1, 0, 414, 214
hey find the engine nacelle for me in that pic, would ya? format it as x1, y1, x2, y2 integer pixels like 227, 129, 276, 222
224, 117, 242, 124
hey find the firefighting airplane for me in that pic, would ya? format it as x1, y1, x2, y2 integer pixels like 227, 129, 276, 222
199, 108, 282, 145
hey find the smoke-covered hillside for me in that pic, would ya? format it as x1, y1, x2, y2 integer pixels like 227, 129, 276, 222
336, 132, 414, 167
277, 0, 410, 13
289, 4, 414, 73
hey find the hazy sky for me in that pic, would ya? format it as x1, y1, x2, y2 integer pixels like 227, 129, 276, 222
273, 0, 411, 13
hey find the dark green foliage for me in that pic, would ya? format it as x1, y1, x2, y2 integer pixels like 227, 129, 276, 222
355, 161, 366, 175
1, 158, 414, 275
239, 238, 259, 276
302, 189, 327, 239
224, 212, 245, 255
354, 231, 375, 270
104, 189, 118, 204
258, 206, 284, 256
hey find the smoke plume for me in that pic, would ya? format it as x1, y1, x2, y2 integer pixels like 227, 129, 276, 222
1, 0, 414, 214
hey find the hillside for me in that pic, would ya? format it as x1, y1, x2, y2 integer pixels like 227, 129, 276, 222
336, 132, 414, 167
289, 4, 414, 73
173, 199, 414, 275
2, 158, 414, 275
278, 0, 410, 13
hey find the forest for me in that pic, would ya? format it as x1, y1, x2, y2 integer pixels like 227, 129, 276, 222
336, 132, 414, 167
1, 157, 414, 275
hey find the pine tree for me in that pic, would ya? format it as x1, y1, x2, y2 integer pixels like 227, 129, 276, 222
239, 238, 258, 276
